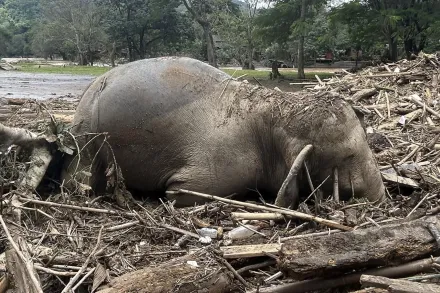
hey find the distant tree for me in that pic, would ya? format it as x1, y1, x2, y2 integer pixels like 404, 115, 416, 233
98, 0, 188, 62
1, 0, 40, 57
333, 0, 440, 61
256, 0, 326, 79
37, 0, 106, 65
218, 0, 263, 69
181, 0, 235, 67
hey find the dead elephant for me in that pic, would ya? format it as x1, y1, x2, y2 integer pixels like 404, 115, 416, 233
0, 57, 385, 208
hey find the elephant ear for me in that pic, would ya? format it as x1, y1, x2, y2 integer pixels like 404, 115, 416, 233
274, 145, 313, 209
351, 106, 368, 132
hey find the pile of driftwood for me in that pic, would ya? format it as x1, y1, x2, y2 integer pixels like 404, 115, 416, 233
1, 53, 440, 293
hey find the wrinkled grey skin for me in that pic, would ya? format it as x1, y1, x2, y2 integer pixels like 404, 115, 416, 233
61, 56, 385, 207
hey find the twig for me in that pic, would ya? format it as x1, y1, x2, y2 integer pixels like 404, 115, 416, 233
231, 212, 286, 221
71, 267, 96, 291
264, 271, 283, 283
253, 77, 262, 86
236, 259, 276, 275
19, 197, 136, 217
397, 145, 420, 165
237, 222, 267, 237
217, 257, 251, 288
406, 95, 440, 119
34, 265, 92, 276
406, 193, 430, 218
364, 72, 413, 78
159, 223, 199, 239
303, 175, 331, 203
61, 226, 103, 293
105, 220, 140, 232
280, 229, 340, 242
0, 215, 43, 293
275, 144, 313, 208
168, 189, 353, 231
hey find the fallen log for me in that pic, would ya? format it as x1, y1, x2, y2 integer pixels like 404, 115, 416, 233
248, 255, 440, 293
360, 274, 440, 293
278, 215, 438, 279
96, 250, 235, 293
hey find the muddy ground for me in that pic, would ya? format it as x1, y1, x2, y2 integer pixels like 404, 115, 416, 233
0, 71, 95, 100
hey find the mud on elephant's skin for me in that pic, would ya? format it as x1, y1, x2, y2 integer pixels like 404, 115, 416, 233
1, 57, 386, 208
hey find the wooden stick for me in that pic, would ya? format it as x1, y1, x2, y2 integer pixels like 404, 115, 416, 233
363, 72, 412, 78
220, 244, 281, 259
71, 267, 96, 291
396, 145, 420, 165
315, 75, 324, 86
333, 167, 339, 203
61, 226, 103, 293
217, 257, 251, 288
19, 197, 136, 217
236, 259, 276, 275
159, 223, 200, 239
105, 221, 140, 232
275, 144, 313, 208
34, 265, 92, 276
169, 189, 353, 231
385, 92, 391, 118
280, 229, 340, 242
406, 95, 440, 119
0, 216, 43, 293
231, 212, 286, 221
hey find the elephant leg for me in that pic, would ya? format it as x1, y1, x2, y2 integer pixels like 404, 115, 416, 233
164, 166, 239, 207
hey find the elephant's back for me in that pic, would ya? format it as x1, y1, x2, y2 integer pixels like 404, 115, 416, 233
97, 57, 229, 117
73, 57, 232, 191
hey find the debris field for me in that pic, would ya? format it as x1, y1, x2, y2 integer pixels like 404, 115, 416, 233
1, 53, 440, 293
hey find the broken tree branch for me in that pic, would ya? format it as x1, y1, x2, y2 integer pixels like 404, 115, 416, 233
0, 216, 43, 293
168, 189, 353, 231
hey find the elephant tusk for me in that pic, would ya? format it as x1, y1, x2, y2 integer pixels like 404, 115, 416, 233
275, 144, 314, 209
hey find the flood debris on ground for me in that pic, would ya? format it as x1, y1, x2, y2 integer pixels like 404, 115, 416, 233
1, 52, 440, 293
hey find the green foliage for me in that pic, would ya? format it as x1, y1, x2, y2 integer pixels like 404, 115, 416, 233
18, 63, 111, 75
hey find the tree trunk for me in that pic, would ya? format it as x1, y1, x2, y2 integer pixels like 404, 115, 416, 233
388, 36, 398, 62
110, 41, 116, 68
297, 0, 306, 79
204, 25, 217, 68
96, 252, 234, 293
279, 214, 439, 279
271, 61, 281, 79
139, 28, 146, 59
404, 38, 414, 60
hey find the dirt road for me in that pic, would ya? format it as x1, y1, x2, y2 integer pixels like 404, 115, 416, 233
0, 71, 95, 100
